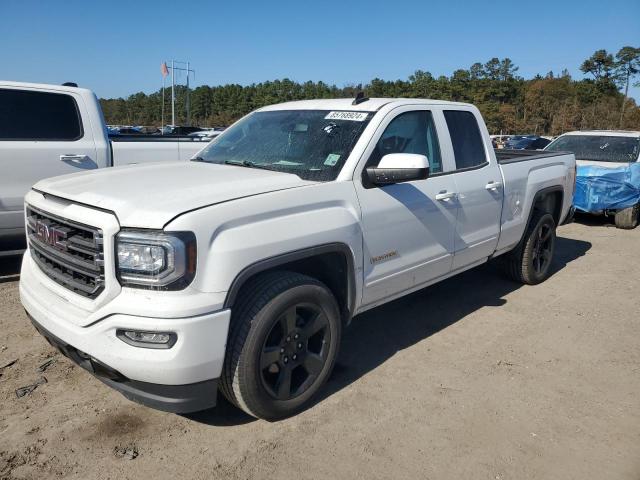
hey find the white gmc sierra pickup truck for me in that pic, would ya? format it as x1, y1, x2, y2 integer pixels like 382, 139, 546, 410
19, 97, 576, 419
0, 81, 208, 253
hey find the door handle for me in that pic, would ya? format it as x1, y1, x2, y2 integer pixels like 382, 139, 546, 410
435, 191, 457, 201
60, 154, 87, 163
485, 181, 502, 190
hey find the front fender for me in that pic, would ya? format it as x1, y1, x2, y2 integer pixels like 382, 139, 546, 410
165, 182, 364, 309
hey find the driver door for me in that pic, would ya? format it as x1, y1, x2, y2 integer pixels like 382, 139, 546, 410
354, 107, 458, 308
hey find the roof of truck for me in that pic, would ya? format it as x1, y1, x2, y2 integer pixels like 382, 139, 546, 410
257, 97, 473, 112
560, 130, 640, 137
0, 80, 93, 96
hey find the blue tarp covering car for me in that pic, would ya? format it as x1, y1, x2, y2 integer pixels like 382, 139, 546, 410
574, 163, 640, 213
545, 133, 640, 215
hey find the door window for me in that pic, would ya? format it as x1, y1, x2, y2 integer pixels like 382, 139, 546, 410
368, 110, 443, 173
0, 89, 83, 141
444, 110, 486, 169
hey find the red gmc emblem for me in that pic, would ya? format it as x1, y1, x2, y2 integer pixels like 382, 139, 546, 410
35, 221, 67, 250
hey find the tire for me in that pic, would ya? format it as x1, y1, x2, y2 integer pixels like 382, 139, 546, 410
503, 212, 557, 285
220, 271, 341, 420
614, 204, 639, 229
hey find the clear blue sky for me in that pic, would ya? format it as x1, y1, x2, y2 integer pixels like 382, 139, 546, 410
2, 0, 639, 100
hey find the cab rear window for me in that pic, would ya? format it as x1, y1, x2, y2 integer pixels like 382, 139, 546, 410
444, 110, 487, 169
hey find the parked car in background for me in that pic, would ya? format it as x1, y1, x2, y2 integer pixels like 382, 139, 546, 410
187, 128, 225, 140
545, 130, 640, 228
20, 97, 575, 419
110, 126, 144, 135
504, 135, 551, 150
0, 81, 211, 252
160, 125, 206, 135
490, 134, 511, 149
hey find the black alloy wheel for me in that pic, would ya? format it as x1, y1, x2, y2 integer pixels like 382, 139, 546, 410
260, 303, 330, 400
531, 219, 554, 276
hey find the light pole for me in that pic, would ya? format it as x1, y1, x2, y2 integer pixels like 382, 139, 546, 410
171, 60, 175, 126
164, 60, 195, 127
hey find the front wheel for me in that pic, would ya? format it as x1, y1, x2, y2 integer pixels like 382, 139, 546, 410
220, 271, 341, 420
503, 212, 557, 285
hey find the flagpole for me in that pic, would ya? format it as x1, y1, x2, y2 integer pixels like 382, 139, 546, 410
161, 74, 165, 133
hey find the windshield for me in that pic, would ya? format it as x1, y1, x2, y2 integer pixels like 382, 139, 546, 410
194, 110, 373, 181
546, 135, 640, 163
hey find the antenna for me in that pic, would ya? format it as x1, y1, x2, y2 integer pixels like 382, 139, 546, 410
352, 91, 369, 105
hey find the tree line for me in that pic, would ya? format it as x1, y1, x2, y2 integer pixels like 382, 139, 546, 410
100, 47, 640, 135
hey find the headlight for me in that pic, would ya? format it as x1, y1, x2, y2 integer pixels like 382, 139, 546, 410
115, 230, 196, 290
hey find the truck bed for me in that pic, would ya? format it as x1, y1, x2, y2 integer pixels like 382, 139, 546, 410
109, 134, 210, 143
110, 135, 209, 166
495, 149, 571, 164
494, 149, 575, 255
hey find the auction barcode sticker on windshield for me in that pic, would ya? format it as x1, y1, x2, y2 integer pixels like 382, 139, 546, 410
325, 111, 369, 121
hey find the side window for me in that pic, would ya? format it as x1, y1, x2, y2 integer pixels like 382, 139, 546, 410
0, 89, 83, 141
368, 110, 443, 173
444, 110, 487, 169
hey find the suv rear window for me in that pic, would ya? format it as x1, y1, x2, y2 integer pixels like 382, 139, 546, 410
444, 110, 487, 169
0, 89, 83, 141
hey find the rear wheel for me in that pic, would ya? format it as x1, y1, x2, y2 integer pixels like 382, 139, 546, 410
220, 271, 341, 420
614, 204, 639, 229
503, 212, 556, 285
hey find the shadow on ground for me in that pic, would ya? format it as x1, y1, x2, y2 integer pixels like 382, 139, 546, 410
572, 211, 617, 228
184, 394, 257, 427
189, 235, 591, 426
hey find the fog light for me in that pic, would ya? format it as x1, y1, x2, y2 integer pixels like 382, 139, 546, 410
116, 329, 177, 349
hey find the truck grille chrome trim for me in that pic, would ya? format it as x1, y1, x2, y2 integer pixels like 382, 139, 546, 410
26, 205, 105, 299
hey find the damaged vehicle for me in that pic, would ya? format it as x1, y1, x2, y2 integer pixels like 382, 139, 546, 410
545, 131, 640, 229
20, 97, 575, 419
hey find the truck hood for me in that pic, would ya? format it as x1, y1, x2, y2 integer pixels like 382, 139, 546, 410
34, 161, 315, 228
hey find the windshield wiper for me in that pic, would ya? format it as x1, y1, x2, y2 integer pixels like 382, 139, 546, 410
224, 160, 275, 171
191, 156, 206, 162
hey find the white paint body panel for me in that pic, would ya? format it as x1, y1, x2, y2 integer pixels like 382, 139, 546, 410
444, 105, 503, 270
19, 97, 576, 389
34, 161, 315, 228
110, 139, 206, 166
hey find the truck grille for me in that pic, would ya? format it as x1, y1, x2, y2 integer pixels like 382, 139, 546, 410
26, 205, 105, 298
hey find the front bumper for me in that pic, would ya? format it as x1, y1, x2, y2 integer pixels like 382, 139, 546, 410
20, 252, 232, 413
28, 314, 217, 413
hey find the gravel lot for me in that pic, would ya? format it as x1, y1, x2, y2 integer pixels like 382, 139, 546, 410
1, 217, 639, 480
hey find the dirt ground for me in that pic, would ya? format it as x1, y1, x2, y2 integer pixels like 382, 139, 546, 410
1, 216, 639, 480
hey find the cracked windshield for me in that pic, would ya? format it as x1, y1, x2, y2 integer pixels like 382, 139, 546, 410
194, 110, 372, 181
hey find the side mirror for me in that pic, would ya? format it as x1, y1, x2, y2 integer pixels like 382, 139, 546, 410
365, 153, 430, 186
